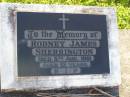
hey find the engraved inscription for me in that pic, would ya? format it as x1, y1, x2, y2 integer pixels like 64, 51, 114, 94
23, 14, 102, 75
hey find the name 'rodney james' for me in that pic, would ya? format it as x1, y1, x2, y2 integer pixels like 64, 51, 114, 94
25, 30, 101, 48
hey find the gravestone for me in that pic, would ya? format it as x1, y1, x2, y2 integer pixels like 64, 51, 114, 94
17, 12, 109, 76
0, 3, 120, 90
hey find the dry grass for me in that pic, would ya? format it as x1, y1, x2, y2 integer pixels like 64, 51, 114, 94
119, 30, 130, 97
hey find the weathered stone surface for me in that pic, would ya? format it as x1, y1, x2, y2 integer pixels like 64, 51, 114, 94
119, 30, 130, 97
0, 3, 121, 90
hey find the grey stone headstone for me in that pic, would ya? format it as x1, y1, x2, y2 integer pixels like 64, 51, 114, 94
0, 3, 121, 90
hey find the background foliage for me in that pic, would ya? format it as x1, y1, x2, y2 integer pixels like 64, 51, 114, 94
1, 0, 130, 29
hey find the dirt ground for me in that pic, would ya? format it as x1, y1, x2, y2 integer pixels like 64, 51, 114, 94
119, 30, 130, 97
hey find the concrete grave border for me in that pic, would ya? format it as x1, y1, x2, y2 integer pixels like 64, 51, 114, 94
0, 3, 121, 90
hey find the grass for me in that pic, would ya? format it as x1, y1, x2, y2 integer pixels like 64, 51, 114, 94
0, 0, 130, 28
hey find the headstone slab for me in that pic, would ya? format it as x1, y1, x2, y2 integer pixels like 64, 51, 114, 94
0, 3, 121, 90
17, 12, 109, 76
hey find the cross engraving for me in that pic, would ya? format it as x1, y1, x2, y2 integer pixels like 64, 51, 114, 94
59, 14, 69, 30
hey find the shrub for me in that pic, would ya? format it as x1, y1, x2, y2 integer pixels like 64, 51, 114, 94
0, 0, 130, 29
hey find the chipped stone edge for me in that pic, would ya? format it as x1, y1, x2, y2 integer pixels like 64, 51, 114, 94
0, 3, 121, 90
